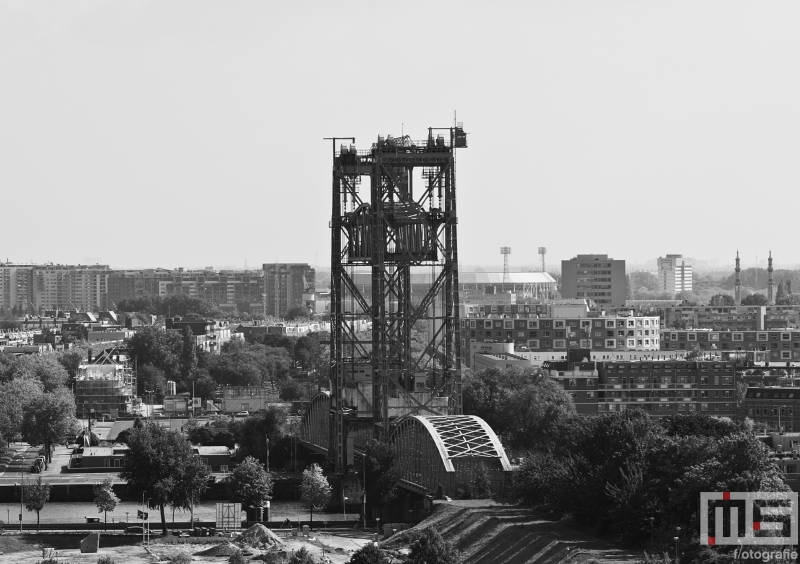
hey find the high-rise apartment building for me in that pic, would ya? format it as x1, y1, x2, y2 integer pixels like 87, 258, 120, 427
263, 263, 315, 317
0, 264, 34, 313
32, 265, 110, 312
561, 254, 626, 307
657, 254, 692, 297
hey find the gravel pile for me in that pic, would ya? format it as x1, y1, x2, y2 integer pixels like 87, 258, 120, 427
235, 524, 284, 549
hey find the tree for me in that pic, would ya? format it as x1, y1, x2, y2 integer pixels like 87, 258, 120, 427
284, 306, 309, 321
225, 456, 273, 509
463, 367, 575, 450
776, 281, 786, 304
280, 379, 304, 401
137, 363, 167, 399
0, 378, 43, 448
470, 463, 493, 499
229, 406, 287, 462
742, 293, 769, 306
190, 427, 216, 445
125, 326, 183, 387
22, 388, 79, 464
288, 546, 316, 564
94, 476, 119, 529
15, 355, 69, 392
23, 476, 51, 531
407, 528, 461, 564
709, 293, 735, 306
57, 350, 84, 381
300, 463, 331, 529
294, 332, 329, 379
180, 326, 198, 384
363, 438, 401, 518
514, 411, 788, 547
120, 421, 209, 534
348, 543, 391, 564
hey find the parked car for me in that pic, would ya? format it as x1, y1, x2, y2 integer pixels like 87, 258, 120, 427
235, 411, 250, 417
30, 457, 44, 473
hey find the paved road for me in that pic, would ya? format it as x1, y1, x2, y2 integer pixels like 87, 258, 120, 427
0, 445, 40, 479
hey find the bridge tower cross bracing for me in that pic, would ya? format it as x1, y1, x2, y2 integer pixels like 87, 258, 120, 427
328, 126, 467, 475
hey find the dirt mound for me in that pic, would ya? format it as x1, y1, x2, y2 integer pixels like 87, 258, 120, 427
382, 501, 641, 564
235, 523, 284, 549
196, 542, 242, 556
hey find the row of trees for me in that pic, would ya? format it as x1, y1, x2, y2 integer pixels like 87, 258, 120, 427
116, 294, 224, 320
125, 326, 329, 402
514, 411, 788, 554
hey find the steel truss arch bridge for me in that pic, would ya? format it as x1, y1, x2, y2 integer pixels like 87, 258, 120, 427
300, 393, 511, 498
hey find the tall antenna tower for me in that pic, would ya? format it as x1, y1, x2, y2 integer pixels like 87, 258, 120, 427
538, 247, 547, 273
500, 247, 511, 291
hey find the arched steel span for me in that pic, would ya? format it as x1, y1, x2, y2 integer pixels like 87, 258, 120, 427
390, 415, 511, 498
300, 391, 330, 455
299, 398, 511, 498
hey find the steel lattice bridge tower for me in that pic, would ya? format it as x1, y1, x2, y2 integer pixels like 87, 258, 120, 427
304, 125, 510, 497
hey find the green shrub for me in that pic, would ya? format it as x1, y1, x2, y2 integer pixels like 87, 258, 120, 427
288, 546, 316, 564
229, 550, 247, 564
259, 551, 289, 564
172, 551, 193, 564
348, 543, 391, 564
98, 557, 117, 564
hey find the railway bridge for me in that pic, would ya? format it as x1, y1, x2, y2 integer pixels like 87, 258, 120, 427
299, 392, 511, 498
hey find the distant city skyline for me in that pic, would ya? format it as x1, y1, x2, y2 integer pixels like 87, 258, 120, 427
3, 2, 799, 267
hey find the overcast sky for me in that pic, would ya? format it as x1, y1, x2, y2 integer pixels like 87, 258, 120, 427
2, 1, 798, 271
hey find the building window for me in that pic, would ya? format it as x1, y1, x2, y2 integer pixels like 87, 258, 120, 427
569, 379, 577, 387
554, 340, 566, 348
606, 339, 616, 348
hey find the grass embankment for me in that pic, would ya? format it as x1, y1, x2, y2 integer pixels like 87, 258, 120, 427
382, 500, 643, 564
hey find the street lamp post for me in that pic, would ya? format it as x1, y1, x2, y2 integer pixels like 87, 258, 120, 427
674, 537, 679, 562
649, 516, 654, 548
362, 455, 367, 531
17, 480, 23, 532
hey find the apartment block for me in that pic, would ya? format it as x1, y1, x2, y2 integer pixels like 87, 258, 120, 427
32, 265, 110, 311
543, 359, 738, 418
662, 329, 800, 362
0, 264, 34, 312
561, 254, 626, 307
263, 263, 315, 317
745, 388, 800, 433
459, 315, 661, 368
657, 254, 692, 296
663, 305, 800, 331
